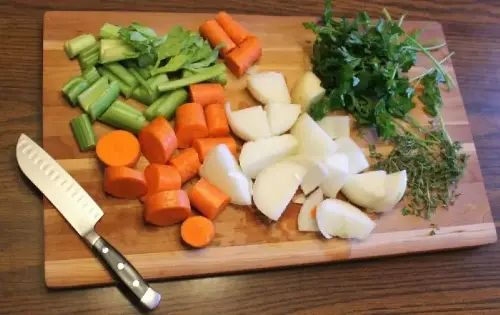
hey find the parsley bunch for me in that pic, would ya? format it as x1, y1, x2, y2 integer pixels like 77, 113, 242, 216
304, 0, 468, 219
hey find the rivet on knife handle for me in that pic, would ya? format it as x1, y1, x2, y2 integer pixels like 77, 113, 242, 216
85, 231, 161, 310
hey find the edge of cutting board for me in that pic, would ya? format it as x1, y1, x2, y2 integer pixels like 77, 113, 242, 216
45, 223, 497, 287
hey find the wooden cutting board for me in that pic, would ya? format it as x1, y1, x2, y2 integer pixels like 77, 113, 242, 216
43, 11, 497, 288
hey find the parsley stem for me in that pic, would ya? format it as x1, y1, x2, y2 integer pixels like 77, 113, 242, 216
409, 42, 447, 51
397, 14, 407, 27
382, 8, 392, 21
404, 34, 455, 89
410, 52, 454, 83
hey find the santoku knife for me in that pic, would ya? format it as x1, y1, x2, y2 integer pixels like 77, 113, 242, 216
16, 134, 161, 310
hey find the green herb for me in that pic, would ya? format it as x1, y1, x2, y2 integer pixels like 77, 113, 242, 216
369, 129, 468, 219
304, 0, 454, 135
306, 0, 468, 219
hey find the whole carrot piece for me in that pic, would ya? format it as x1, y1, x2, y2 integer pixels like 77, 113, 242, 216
225, 36, 262, 77
168, 148, 201, 183
175, 102, 209, 148
192, 137, 237, 162
104, 166, 148, 199
189, 83, 226, 107
215, 11, 251, 45
144, 190, 191, 227
199, 19, 236, 57
96, 130, 141, 168
204, 103, 230, 137
142, 164, 181, 202
138, 116, 178, 164
181, 216, 215, 248
189, 178, 231, 220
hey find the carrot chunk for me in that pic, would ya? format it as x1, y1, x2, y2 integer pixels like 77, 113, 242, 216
175, 102, 209, 148
189, 178, 231, 220
144, 190, 191, 226
192, 137, 237, 162
204, 103, 230, 137
141, 164, 181, 202
138, 117, 178, 164
104, 166, 148, 199
168, 148, 201, 183
189, 83, 226, 107
199, 19, 236, 57
215, 11, 251, 45
225, 36, 262, 77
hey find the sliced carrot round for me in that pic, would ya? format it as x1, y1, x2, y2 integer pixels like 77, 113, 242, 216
96, 130, 141, 168
144, 190, 191, 226
104, 166, 148, 199
138, 117, 178, 164
181, 216, 215, 248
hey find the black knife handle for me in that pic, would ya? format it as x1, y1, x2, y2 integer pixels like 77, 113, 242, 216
86, 231, 161, 311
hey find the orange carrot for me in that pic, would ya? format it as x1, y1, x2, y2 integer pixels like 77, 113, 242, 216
199, 19, 236, 57
144, 190, 191, 226
104, 166, 148, 199
192, 137, 237, 162
189, 178, 231, 220
215, 11, 251, 45
96, 130, 141, 168
168, 148, 201, 183
138, 117, 178, 164
189, 83, 226, 107
180, 215, 215, 248
175, 102, 209, 148
204, 103, 230, 137
225, 36, 262, 77
141, 164, 181, 202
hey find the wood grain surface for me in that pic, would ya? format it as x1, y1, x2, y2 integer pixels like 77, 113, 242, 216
3, 1, 500, 314
42, 11, 497, 288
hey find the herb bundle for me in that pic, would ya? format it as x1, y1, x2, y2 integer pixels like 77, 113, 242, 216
304, 0, 468, 219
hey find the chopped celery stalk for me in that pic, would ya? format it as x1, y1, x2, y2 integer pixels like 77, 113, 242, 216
100, 39, 127, 51
155, 89, 189, 119
123, 60, 151, 79
209, 70, 228, 86
96, 66, 133, 98
78, 76, 109, 111
143, 93, 169, 121
100, 23, 122, 39
130, 74, 169, 105
79, 53, 99, 70
104, 62, 138, 88
64, 34, 96, 59
185, 67, 227, 85
100, 39, 139, 64
79, 42, 100, 59
100, 100, 148, 134
82, 67, 101, 85
129, 67, 153, 93
131, 86, 154, 105
182, 69, 195, 78
70, 114, 97, 151
88, 81, 120, 121
62, 76, 85, 94
65, 80, 89, 106
158, 63, 226, 92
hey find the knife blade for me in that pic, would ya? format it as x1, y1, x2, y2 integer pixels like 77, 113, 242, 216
16, 133, 161, 310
